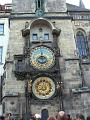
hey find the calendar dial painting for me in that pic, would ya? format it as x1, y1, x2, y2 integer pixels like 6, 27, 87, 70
32, 77, 55, 99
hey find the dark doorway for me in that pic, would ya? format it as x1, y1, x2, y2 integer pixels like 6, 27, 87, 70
41, 108, 49, 120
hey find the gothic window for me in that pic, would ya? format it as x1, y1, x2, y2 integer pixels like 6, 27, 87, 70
76, 31, 88, 57
36, 0, 43, 10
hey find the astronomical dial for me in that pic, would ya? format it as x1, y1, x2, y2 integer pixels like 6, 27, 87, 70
30, 46, 55, 70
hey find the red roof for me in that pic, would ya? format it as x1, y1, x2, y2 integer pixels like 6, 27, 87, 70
0, 4, 12, 12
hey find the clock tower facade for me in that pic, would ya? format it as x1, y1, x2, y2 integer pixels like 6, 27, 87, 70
2, 0, 90, 118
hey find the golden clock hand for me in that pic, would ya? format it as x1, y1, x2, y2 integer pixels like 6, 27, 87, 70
40, 47, 43, 56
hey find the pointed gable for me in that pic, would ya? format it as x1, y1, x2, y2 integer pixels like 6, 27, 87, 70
79, 0, 85, 8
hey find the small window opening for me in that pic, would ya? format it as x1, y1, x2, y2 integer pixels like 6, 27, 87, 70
32, 34, 38, 40
44, 34, 49, 40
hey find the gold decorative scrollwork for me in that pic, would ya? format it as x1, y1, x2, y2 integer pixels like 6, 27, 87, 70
32, 77, 55, 99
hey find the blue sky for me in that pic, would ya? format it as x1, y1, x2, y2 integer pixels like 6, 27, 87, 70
0, 0, 90, 9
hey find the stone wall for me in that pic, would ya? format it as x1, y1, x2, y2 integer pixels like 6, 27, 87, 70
82, 64, 90, 87
64, 93, 90, 118
46, 0, 67, 12
12, 0, 67, 13
12, 0, 35, 13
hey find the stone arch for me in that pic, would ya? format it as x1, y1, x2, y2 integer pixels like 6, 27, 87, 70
30, 17, 55, 30
30, 18, 56, 42
75, 28, 87, 37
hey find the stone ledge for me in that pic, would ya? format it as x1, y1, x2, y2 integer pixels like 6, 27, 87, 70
72, 87, 90, 94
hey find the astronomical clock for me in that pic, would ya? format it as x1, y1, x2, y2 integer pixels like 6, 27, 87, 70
29, 46, 57, 100
20, 18, 61, 101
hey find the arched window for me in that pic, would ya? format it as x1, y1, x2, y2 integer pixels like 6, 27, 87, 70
35, 0, 44, 10
76, 31, 88, 57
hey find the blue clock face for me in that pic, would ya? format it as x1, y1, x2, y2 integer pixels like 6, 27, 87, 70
30, 46, 55, 70
37, 56, 48, 64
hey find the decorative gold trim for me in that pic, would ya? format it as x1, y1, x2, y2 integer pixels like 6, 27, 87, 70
30, 46, 55, 70
32, 77, 55, 99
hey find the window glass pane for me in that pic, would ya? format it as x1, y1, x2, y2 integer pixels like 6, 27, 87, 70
44, 34, 49, 40
0, 47, 3, 63
76, 31, 87, 57
32, 34, 38, 40
0, 24, 4, 35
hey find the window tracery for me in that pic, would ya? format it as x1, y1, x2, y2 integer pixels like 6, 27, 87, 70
76, 31, 88, 57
